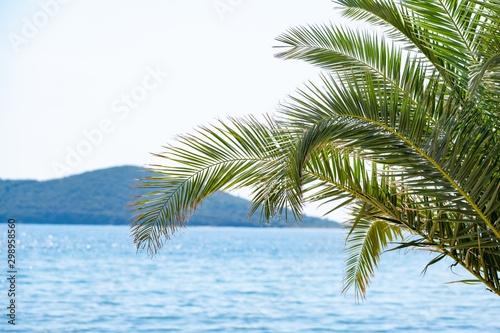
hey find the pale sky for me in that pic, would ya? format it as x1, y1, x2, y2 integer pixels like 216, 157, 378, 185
1, 0, 355, 220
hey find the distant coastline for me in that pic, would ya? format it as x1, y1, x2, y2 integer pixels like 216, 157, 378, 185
0, 166, 341, 228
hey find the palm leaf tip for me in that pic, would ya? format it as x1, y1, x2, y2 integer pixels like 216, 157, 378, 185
128, 116, 308, 254
127, 170, 194, 255
343, 215, 403, 300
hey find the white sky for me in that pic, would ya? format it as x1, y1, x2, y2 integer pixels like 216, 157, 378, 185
1, 0, 355, 220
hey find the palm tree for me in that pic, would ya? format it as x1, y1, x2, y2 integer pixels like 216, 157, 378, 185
130, 0, 500, 299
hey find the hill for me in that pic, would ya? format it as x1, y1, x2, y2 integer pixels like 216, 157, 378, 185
0, 166, 340, 228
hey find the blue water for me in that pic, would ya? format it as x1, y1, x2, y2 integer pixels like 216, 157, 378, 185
0, 224, 498, 332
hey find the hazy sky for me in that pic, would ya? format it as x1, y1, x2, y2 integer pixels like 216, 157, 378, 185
1, 0, 354, 219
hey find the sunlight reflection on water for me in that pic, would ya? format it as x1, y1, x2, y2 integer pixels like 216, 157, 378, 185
1, 224, 498, 332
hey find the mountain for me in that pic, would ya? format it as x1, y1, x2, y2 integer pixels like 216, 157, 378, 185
0, 166, 341, 228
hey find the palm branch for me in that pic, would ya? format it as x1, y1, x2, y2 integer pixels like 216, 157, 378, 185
130, 0, 500, 299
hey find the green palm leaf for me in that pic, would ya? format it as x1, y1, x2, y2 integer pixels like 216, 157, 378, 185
130, 0, 500, 298
275, 24, 428, 106
129, 116, 302, 254
343, 215, 403, 301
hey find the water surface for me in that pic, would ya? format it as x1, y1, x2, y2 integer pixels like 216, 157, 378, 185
1, 224, 498, 332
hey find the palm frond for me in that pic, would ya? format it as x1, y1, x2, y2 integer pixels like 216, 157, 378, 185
129, 116, 302, 254
275, 24, 428, 106
343, 216, 403, 300
130, 0, 500, 297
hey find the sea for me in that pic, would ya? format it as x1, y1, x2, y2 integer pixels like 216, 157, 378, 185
0, 224, 498, 332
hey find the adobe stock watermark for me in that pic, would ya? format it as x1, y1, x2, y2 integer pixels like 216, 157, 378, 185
213, 0, 244, 21
51, 65, 168, 178
7, 0, 72, 53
